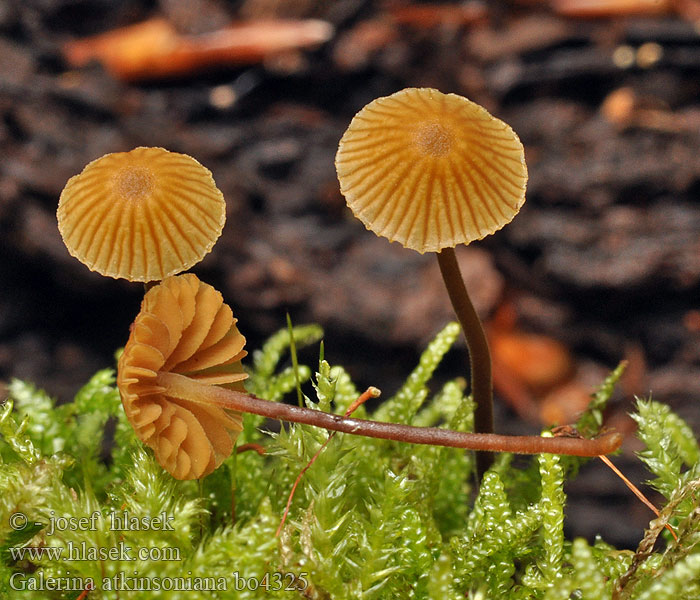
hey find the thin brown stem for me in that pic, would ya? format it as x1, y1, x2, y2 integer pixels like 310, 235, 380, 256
157, 371, 621, 457
598, 455, 677, 541
436, 247, 494, 475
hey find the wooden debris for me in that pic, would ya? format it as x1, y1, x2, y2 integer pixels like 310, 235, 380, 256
387, 2, 488, 28
491, 329, 574, 395
600, 86, 637, 127
540, 380, 593, 425
467, 13, 571, 62
601, 86, 689, 132
489, 302, 582, 425
684, 310, 700, 333
333, 19, 398, 71
63, 17, 334, 81
552, 0, 671, 18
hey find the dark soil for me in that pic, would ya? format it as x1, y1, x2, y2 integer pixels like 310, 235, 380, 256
1, 0, 699, 549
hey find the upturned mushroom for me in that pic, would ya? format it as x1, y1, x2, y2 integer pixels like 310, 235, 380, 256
335, 87, 527, 471
117, 274, 246, 479
57, 146, 226, 282
118, 274, 621, 480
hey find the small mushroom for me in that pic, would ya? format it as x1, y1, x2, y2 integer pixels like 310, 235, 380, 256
117, 274, 621, 480
117, 273, 247, 480
335, 88, 527, 472
57, 147, 226, 282
335, 87, 526, 253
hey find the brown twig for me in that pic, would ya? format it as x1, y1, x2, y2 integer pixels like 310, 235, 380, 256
236, 443, 266, 456
76, 581, 93, 600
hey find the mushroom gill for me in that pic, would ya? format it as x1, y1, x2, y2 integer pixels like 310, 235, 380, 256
117, 273, 247, 479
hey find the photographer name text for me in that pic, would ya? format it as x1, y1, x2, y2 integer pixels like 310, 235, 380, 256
43, 510, 174, 536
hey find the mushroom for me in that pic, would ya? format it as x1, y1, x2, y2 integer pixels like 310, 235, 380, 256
117, 274, 622, 480
57, 146, 225, 282
117, 273, 246, 479
335, 87, 527, 471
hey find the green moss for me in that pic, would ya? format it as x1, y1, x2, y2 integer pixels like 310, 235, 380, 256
0, 326, 698, 599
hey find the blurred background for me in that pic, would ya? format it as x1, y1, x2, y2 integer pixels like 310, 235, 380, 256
1, 0, 699, 549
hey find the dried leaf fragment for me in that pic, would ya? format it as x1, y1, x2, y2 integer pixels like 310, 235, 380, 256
63, 17, 334, 81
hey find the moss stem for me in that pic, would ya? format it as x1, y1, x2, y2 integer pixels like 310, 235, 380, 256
436, 247, 494, 474
156, 371, 621, 457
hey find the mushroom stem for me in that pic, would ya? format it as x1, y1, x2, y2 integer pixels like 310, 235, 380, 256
436, 247, 494, 472
156, 371, 621, 457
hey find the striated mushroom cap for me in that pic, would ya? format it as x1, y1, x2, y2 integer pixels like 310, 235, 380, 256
57, 147, 226, 282
117, 273, 247, 479
335, 88, 527, 254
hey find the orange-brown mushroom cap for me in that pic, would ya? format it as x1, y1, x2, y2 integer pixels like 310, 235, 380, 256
57, 147, 226, 282
335, 88, 528, 254
117, 273, 247, 479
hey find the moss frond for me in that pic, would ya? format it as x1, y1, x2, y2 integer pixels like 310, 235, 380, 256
537, 442, 566, 584
576, 361, 627, 439
1, 324, 698, 599
374, 322, 460, 424
633, 399, 700, 500
248, 324, 323, 392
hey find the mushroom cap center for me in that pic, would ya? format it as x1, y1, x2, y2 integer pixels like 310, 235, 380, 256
413, 121, 453, 157
114, 165, 155, 202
